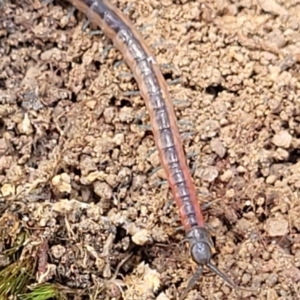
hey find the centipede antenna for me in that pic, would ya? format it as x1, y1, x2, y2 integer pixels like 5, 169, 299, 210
207, 262, 257, 292
82, 19, 90, 32
180, 266, 203, 300
123, 90, 141, 96
67, 6, 76, 20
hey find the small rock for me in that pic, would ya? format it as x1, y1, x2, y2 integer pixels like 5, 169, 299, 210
237, 165, 246, 173
51, 245, 66, 259
136, 262, 161, 292
103, 107, 116, 123
0, 139, 9, 155
119, 106, 134, 123
258, 0, 289, 16
266, 175, 277, 184
144, 266, 161, 292
236, 218, 252, 232
93, 181, 112, 200
269, 66, 281, 81
273, 148, 289, 160
271, 131, 292, 148
195, 166, 219, 182
113, 133, 124, 145
225, 188, 235, 198
281, 266, 300, 282
241, 273, 252, 285
17, 113, 33, 135
52, 173, 71, 193
83, 171, 106, 184
266, 217, 288, 237
60, 15, 70, 28
85, 100, 97, 109
1, 183, 15, 197
220, 169, 234, 182
256, 196, 265, 206
210, 138, 226, 158
40, 47, 62, 61
156, 292, 170, 300
266, 288, 279, 300
265, 273, 278, 287
132, 175, 147, 190
132, 229, 152, 245
198, 120, 220, 140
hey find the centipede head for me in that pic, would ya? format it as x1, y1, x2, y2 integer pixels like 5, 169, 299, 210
180, 227, 256, 299
189, 233, 212, 265
185, 226, 213, 264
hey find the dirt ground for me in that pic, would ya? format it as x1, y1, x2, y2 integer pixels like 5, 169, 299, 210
1, 0, 300, 299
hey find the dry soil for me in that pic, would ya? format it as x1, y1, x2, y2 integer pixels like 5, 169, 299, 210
1, 0, 300, 299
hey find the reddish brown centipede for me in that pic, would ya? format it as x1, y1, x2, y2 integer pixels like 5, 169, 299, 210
63, 0, 255, 298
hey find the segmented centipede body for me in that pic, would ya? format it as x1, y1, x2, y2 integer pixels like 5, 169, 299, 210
63, 0, 255, 297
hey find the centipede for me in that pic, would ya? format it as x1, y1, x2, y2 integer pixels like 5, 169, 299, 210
62, 0, 254, 298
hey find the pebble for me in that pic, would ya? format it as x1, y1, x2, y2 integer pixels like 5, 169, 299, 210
281, 266, 300, 282
51, 245, 66, 259
271, 131, 292, 148
103, 107, 116, 123
210, 138, 226, 158
113, 133, 124, 145
52, 173, 71, 193
195, 166, 219, 182
266, 217, 289, 237
266, 175, 277, 184
132, 229, 152, 246
265, 273, 278, 287
273, 148, 289, 160
0, 139, 8, 155
220, 169, 234, 182
156, 293, 170, 300
17, 113, 33, 135
1, 183, 14, 197
93, 181, 113, 200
